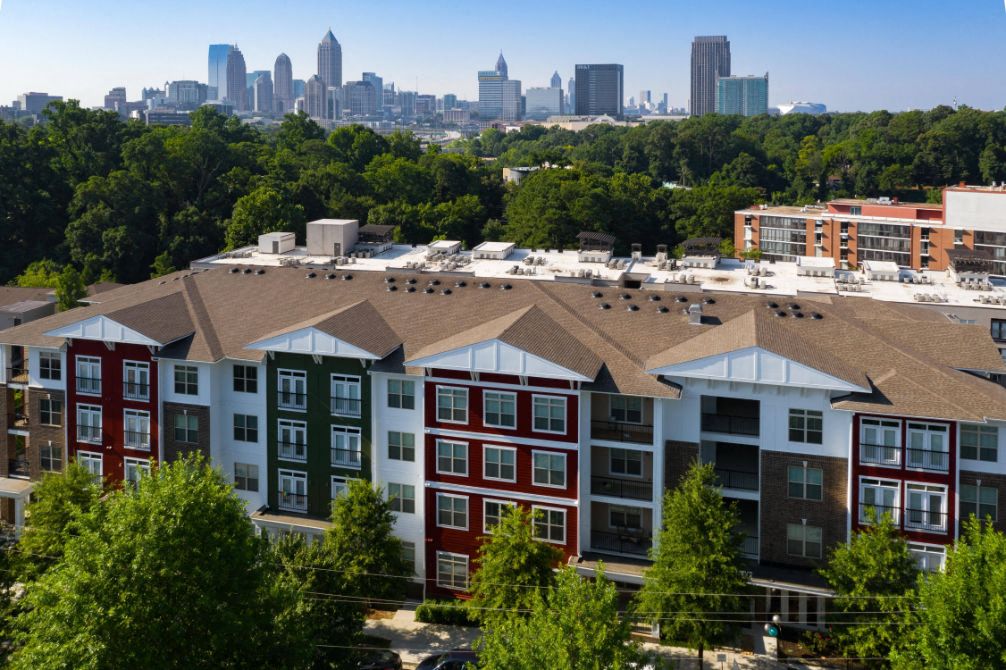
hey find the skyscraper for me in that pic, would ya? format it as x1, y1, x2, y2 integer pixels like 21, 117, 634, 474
551, 71, 562, 89
495, 51, 508, 79
167, 81, 208, 109
254, 73, 274, 114
567, 77, 576, 113
104, 87, 127, 112
274, 53, 293, 113
318, 29, 343, 92
715, 74, 769, 116
304, 75, 326, 120
362, 72, 383, 113
690, 35, 730, 116
478, 52, 521, 122
343, 80, 378, 116
225, 46, 248, 111
525, 87, 563, 120
208, 44, 232, 101
574, 64, 624, 118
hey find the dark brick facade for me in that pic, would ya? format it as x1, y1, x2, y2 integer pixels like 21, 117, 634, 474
663, 440, 700, 490
959, 470, 1006, 534
0, 385, 10, 478
760, 452, 848, 569
162, 403, 210, 462
27, 389, 66, 477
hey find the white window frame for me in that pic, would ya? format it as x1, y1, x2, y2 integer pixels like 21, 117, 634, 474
387, 482, 416, 514
483, 498, 516, 533
532, 505, 567, 544
906, 422, 949, 472
786, 523, 823, 559
436, 551, 468, 590
277, 419, 307, 463
277, 369, 307, 411
436, 439, 468, 477
330, 374, 362, 418
233, 413, 259, 443
436, 386, 468, 424
234, 462, 259, 492
123, 457, 150, 488
905, 483, 947, 533
76, 404, 102, 444
532, 394, 566, 434
483, 445, 517, 483
787, 464, 823, 501
173, 364, 199, 396
609, 395, 643, 424
387, 431, 415, 462
532, 450, 566, 489
960, 483, 998, 523
173, 413, 198, 443
483, 390, 517, 429
77, 451, 102, 482
278, 470, 308, 513
123, 409, 151, 451
609, 448, 644, 478
39, 351, 61, 381
122, 361, 150, 401
909, 542, 946, 572
859, 477, 900, 524
436, 492, 468, 530
401, 541, 417, 575
608, 505, 644, 531
860, 418, 901, 466
331, 476, 350, 500
789, 409, 823, 445
961, 424, 998, 463
330, 425, 362, 469
75, 356, 102, 396
387, 378, 416, 410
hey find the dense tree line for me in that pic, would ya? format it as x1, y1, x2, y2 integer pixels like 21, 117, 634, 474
3, 102, 1005, 285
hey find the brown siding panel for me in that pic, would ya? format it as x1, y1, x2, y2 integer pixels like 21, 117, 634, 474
162, 402, 211, 462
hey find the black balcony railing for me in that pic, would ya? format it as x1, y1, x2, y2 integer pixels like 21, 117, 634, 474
905, 508, 948, 532
331, 447, 362, 468
76, 377, 101, 394
76, 425, 103, 443
714, 467, 759, 491
701, 413, 759, 436
905, 448, 949, 473
5, 367, 28, 384
277, 491, 308, 512
330, 396, 362, 416
591, 420, 653, 444
8, 456, 29, 478
591, 475, 653, 501
859, 503, 900, 525
124, 431, 151, 450
860, 442, 900, 466
277, 391, 307, 410
278, 441, 307, 461
123, 381, 150, 401
741, 535, 759, 558
591, 530, 652, 557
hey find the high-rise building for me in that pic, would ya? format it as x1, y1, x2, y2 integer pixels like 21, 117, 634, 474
167, 81, 208, 109
293, 79, 306, 100
715, 74, 769, 117
253, 73, 274, 115
574, 64, 623, 118
494, 51, 508, 79
274, 54, 294, 113
416, 94, 437, 117
567, 77, 575, 112
304, 75, 326, 120
362, 73, 383, 114
639, 90, 651, 107
343, 80, 378, 116
399, 91, 416, 118
318, 29, 343, 95
225, 46, 248, 111
383, 83, 396, 108
442, 94, 458, 112
208, 44, 232, 101
551, 71, 562, 90
104, 87, 127, 112
690, 35, 730, 116
16, 92, 63, 114
524, 87, 563, 120
478, 52, 521, 122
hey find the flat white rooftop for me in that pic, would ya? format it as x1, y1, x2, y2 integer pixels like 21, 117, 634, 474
796, 256, 835, 269
473, 241, 516, 253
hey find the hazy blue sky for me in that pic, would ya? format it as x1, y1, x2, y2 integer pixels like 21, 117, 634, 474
2, 0, 1005, 112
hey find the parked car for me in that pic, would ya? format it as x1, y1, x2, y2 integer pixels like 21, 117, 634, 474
355, 649, 402, 670
415, 649, 478, 670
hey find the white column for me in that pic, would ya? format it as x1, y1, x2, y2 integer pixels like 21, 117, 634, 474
578, 389, 591, 555
13, 496, 25, 538
651, 399, 665, 547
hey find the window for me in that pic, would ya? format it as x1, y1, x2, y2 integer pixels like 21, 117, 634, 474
174, 365, 198, 396
993, 319, 1006, 343
387, 431, 415, 462
532, 451, 566, 488
609, 505, 643, 530
76, 356, 101, 395
436, 493, 468, 529
909, 543, 945, 572
610, 449, 643, 477
401, 541, 416, 574
961, 484, 997, 523
387, 483, 415, 514
483, 445, 516, 482
76, 404, 102, 443
277, 419, 307, 461
124, 458, 150, 488
77, 451, 102, 482
906, 483, 947, 532
331, 476, 350, 500
483, 391, 516, 429
860, 478, 899, 523
436, 440, 468, 476
533, 506, 566, 544
436, 551, 468, 590
233, 414, 259, 443
123, 361, 150, 400
331, 426, 362, 469
234, 463, 259, 492
787, 465, 823, 501
39, 397, 62, 427
39, 352, 61, 381
173, 413, 198, 444
961, 424, 998, 462
907, 423, 949, 472
786, 523, 823, 559
278, 470, 308, 512
533, 395, 566, 433
233, 365, 258, 393
610, 396, 643, 424
278, 370, 307, 410
123, 409, 151, 450
330, 374, 362, 417
387, 379, 415, 410
437, 386, 468, 423
484, 499, 516, 532
789, 410, 823, 444
850, 206, 862, 216
40, 443, 62, 472
860, 418, 900, 465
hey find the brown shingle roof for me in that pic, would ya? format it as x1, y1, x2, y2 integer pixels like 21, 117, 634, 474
252, 300, 401, 359
105, 291, 195, 346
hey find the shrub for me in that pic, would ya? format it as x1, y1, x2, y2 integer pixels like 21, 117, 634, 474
415, 600, 478, 626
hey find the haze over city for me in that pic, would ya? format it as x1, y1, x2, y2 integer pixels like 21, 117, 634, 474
2, 0, 1005, 111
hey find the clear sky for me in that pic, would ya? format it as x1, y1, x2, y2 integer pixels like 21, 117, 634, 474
1, 0, 1005, 112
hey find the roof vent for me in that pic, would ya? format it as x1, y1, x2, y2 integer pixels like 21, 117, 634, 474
423, 287, 434, 294
703, 297, 716, 305
158, 281, 166, 285
787, 303, 801, 311
599, 302, 611, 310
441, 288, 453, 295
767, 301, 779, 309
592, 291, 604, 298
619, 293, 632, 301
648, 295, 661, 302
243, 268, 253, 274
385, 276, 396, 283
775, 310, 788, 318
627, 304, 639, 312
793, 312, 805, 319
657, 306, 669, 313
229, 267, 241, 274
406, 278, 417, 285
305, 272, 316, 279
688, 303, 703, 325
387, 285, 398, 292
676, 296, 688, 303
810, 312, 823, 320
501, 283, 512, 290
342, 274, 353, 280
455, 280, 467, 288
479, 282, 492, 289
429, 279, 441, 286
326, 273, 337, 280
255, 269, 265, 275
406, 286, 416, 293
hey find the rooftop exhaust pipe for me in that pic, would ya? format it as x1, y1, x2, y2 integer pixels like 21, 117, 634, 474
688, 303, 703, 325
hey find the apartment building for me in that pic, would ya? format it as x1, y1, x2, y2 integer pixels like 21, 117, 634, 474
1, 262, 1006, 626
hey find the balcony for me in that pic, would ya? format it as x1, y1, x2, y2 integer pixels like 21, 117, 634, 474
124, 431, 151, 451
905, 448, 949, 473
591, 475, 652, 501
278, 492, 308, 513
859, 503, 900, 525
591, 420, 653, 444
278, 441, 307, 462
123, 381, 150, 401
741, 535, 759, 559
76, 425, 103, 444
277, 391, 307, 411
860, 443, 900, 466
76, 377, 101, 395
701, 414, 759, 437
5, 366, 28, 385
701, 441, 759, 492
590, 530, 652, 557
330, 396, 362, 417
905, 508, 948, 533
714, 467, 759, 491
331, 447, 362, 469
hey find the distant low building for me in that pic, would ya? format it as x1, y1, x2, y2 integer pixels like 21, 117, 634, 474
778, 101, 827, 116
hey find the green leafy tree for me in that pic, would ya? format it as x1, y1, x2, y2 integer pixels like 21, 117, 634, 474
9, 456, 309, 670
477, 566, 639, 670
469, 505, 561, 622
636, 461, 748, 668
150, 250, 176, 278
224, 186, 305, 249
819, 511, 917, 667
54, 264, 86, 311
14, 259, 62, 288
276, 111, 326, 151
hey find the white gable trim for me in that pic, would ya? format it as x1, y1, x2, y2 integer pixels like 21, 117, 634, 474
406, 338, 592, 382
247, 327, 379, 360
647, 346, 869, 393
44, 316, 162, 347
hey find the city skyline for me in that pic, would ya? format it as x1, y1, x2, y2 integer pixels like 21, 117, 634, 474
1, 0, 1006, 111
